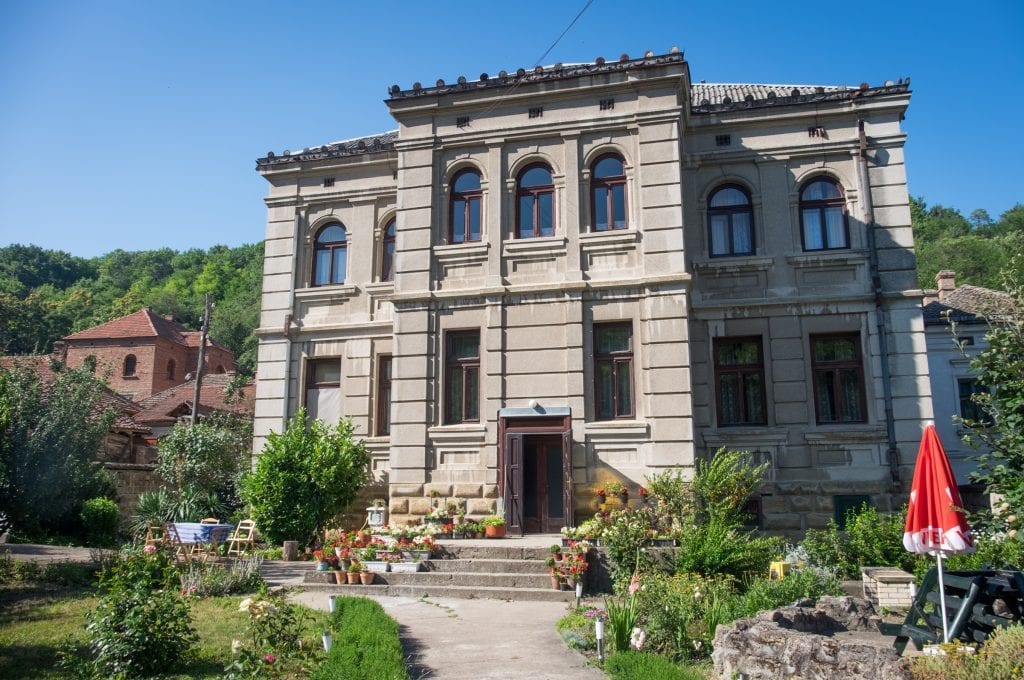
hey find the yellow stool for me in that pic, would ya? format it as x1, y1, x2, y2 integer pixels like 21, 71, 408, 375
769, 561, 790, 580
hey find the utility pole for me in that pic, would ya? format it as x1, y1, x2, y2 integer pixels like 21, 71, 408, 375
190, 294, 213, 425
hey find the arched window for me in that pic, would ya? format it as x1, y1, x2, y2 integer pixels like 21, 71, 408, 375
312, 223, 348, 286
591, 154, 627, 231
380, 218, 396, 282
516, 164, 555, 238
450, 169, 482, 243
708, 185, 754, 256
800, 178, 848, 250
166, 359, 176, 380
123, 354, 137, 377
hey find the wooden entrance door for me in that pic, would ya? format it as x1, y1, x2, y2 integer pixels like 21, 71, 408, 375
522, 435, 565, 533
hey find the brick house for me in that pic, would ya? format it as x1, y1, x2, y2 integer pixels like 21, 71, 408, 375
58, 308, 236, 401
253, 50, 931, 534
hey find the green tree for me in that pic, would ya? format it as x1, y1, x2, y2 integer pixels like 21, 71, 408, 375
0, 361, 117, 538
241, 409, 369, 546
958, 256, 1024, 537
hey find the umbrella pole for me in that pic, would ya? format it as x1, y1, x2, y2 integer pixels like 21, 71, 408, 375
936, 553, 949, 643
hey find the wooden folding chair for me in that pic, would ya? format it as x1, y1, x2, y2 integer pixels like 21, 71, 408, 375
144, 521, 166, 548
164, 522, 192, 563
200, 517, 220, 524
226, 520, 256, 558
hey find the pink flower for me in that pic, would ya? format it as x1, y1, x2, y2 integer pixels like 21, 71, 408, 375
143, 544, 157, 555
264, 654, 276, 664
628, 575, 641, 595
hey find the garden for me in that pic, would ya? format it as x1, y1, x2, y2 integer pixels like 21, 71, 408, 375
553, 449, 1024, 679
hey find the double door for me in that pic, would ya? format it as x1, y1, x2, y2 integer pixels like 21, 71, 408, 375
503, 429, 572, 534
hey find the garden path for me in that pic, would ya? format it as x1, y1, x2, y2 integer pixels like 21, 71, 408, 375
289, 590, 606, 679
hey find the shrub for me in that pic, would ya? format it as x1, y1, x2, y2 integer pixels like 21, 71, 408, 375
178, 555, 265, 597
241, 409, 369, 546
735, 567, 843, 618
910, 624, 1024, 680
674, 516, 783, 580
928, 532, 1024, 579
226, 593, 320, 678
312, 596, 408, 680
604, 651, 708, 679
633, 571, 737, 661
802, 504, 917, 579
82, 547, 197, 676
80, 497, 119, 547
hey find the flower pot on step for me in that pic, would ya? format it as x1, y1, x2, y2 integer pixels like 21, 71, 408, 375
334, 571, 345, 585
550, 574, 561, 590
390, 561, 421, 573
364, 560, 389, 573
346, 571, 360, 585
484, 525, 506, 538
360, 571, 375, 585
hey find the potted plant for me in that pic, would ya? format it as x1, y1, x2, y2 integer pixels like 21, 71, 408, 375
313, 549, 330, 571
346, 561, 361, 584
333, 561, 345, 585
481, 515, 506, 538
359, 566, 375, 585
544, 556, 560, 590
549, 544, 562, 561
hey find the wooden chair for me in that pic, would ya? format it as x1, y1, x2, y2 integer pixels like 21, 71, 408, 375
226, 520, 257, 558
200, 517, 220, 524
144, 521, 166, 548
164, 522, 192, 563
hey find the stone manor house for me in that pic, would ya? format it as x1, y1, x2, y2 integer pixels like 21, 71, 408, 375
253, 50, 930, 534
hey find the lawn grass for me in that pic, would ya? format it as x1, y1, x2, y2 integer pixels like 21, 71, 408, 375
0, 582, 331, 678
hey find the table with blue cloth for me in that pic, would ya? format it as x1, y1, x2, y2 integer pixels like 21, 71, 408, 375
172, 522, 234, 559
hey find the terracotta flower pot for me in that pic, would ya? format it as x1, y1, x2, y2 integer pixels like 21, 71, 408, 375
360, 570, 375, 585
484, 525, 506, 539
346, 571, 360, 585
334, 570, 345, 585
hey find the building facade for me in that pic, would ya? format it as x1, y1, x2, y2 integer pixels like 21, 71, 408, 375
254, 51, 930, 533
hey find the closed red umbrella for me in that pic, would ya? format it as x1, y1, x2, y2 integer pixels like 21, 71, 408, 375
903, 423, 974, 642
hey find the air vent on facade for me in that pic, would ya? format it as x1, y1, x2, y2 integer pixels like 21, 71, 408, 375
528, 107, 543, 119
323, 177, 335, 188
599, 98, 615, 110
808, 126, 826, 138
715, 134, 731, 147
456, 116, 470, 128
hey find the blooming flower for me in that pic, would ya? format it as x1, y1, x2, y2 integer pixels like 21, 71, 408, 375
630, 627, 645, 650
231, 639, 242, 655
628, 575, 641, 595
143, 544, 157, 555
264, 653, 276, 664
239, 597, 254, 612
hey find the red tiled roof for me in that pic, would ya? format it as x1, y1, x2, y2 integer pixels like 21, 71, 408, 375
923, 285, 1016, 325
131, 373, 255, 425
62, 308, 230, 351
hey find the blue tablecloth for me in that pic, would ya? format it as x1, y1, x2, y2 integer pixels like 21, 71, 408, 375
173, 522, 234, 545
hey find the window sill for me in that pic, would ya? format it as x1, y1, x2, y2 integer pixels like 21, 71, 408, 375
295, 284, 359, 301
434, 241, 489, 264
579, 229, 639, 253
786, 250, 868, 268
584, 420, 649, 438
502, 235, 567, 257
363, 281, 395, 295
693, 256, 774, 275
804, 425, 886, 443
428, 425, 487, 444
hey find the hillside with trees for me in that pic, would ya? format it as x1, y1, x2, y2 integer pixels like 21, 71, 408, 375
0, 242, 263, 375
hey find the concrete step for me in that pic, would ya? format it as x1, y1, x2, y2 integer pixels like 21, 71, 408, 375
425, 558, 549, 574
304, 568, 553, 589
434, 544, 558, 561
299, 581, 575, 602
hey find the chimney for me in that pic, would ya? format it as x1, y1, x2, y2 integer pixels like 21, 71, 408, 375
922, 289, 938, 306
936, 271, 956, 300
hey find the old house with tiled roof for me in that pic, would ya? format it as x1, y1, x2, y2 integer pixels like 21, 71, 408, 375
254, 50, 930, 534
58, 308, 236, 400
923, 271, 1014, 486
132, 372, 255, 436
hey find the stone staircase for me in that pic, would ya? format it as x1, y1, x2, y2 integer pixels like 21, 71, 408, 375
300, 541, 576, 602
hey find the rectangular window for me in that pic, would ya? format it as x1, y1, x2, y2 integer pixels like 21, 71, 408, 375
834, 495, 871, 529
599, 98, 615, 110
594, 323, 634, 420
305, 358, 341, 425
958, 378, 991, 424
445, 331, 480, 424
715, 134, 731, 146
377, 355, 392, 436
528, 107, 543, 118
714, 337, 766, 426
811, 334, 866, 424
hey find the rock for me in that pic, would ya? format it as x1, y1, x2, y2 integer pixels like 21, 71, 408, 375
712, 597, 910, 680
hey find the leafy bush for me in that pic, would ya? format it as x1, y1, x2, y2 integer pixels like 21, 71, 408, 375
178, 555, 264, 597
82, 547, 197, 676
633, 572, 736, 661
802, 504, 917, 579
226, 593, 320, 678
242, 409, 369, 546
603, 508, 657, 587
910, 624, 1024, 679
312, 596, 408, 680
735, 567, 843, 618
80, 497, 119, 547
674, 516, 782, 580
918, 532, 1024, 579
604, 651, 708, 679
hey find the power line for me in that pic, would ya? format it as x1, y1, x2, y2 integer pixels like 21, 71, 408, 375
533, 0, 595, 68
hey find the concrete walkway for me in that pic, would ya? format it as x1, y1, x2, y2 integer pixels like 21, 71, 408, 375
290, 590, 606, 680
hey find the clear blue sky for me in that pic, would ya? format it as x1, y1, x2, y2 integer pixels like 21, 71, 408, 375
1, 0, 1020, 258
